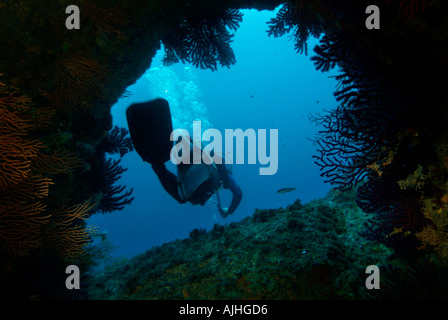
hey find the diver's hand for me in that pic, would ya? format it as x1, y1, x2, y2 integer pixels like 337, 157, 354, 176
219, 207, 229, 218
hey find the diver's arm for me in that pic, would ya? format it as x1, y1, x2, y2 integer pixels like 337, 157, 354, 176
216, 164, 242, 216
225, 174, 242, 215
151, 163, 187, 204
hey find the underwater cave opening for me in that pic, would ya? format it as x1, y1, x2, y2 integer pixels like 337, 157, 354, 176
87, 8, 340, 259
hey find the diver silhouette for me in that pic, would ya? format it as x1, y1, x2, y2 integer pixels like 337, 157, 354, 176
126, 98, 242, 217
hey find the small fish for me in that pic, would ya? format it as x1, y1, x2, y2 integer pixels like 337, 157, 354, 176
276, 187, 296, 194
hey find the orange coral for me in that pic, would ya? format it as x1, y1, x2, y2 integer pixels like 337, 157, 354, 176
0, 107, 32, 133
32, 106, 57, 130
414, 198, 448, 258
0, 76, 93, 260
0, 78, 53, 257
0, 202, 50, 257
399, 0, 428, 19
45, 199, 98, 260
0, 124, 43, 188
0, 79, 43, 188
0, 88, 32, 111
31, 149, 83, 175
367, 163, 383, 177
87, 6, 130, 40
441, 193, 448, 204
0, 174, 53, 202
44, 55, 108, 111
415, 225, 443, 250
386, 0, 428, 20
59, 55, 107, 86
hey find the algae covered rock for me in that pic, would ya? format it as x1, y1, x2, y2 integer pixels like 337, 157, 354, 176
87, 189, 422, 300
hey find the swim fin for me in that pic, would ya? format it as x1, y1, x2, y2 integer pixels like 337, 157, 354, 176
126, 98, 173, 164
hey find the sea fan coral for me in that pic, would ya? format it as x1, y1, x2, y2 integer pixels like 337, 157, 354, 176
304, 0, 446, 253
101, 125, 134, 157
0, 202, 50, 257
44, 55, 108, 111
86, 4, 130, 40
357, 175, 426, 240
0, 76, 96, 259
386, 0, 429, 20
311, 28, 421, 191
0, 79, 50, 256
413, 198, 448, 258
92, 125, 135, 213
0, 135, 42, 186
44, 199, 98, 261
95, 157, 134, 213
267, 2, 324, 54
161, 8, 243, 71
31, 149, 84, 175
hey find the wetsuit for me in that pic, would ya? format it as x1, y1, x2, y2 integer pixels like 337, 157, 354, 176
152, 162, 242, 216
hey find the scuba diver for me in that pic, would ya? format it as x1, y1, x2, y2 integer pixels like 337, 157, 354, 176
126, 98, 242, 218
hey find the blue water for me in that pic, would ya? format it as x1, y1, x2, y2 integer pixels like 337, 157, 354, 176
88, 8, 339, 258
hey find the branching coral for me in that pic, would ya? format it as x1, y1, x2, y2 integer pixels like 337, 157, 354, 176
43, 55, 108, 111
95, 157, 134, 213
310, 39, 408, 191
0, 77, 97, 260
161, 8, 243, 71
414, 199, 448, 259
31, 149, 84, 175
44, 199, 98, 261
267, 1, 325, 54
0, 102, 32, 133
85, 4, 130, 40
0, 174, 53, 202
311, 105, 380, 191
0, 202, 50, 257
101, 125, 134, 157
92, 126, 134, 214
305, 0, 446, 253
0, 79, 50, 256
386, 0, 429, 20
357, 175, 426, 241
0, 135, 42, 186
0, 82, 42, 187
